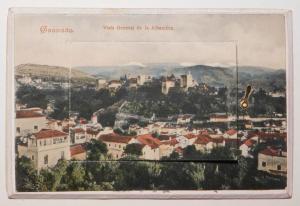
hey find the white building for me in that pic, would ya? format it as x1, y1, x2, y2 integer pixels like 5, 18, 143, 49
18, 75, 32, 84
18, 129, 70, 170
177, 114, 193, 124
128, 78, 138, 88
194, 136, 214, 152
99, 134, 135, 159
257, 147, 287, 176
137, 134, 161, 160
16, 108, 47, 136
137, 75, 152, 86
239, 139, 257, 157
71, 128, 86, 145
180, 72, 197, 91
161, 77, 175, 95
108, 80, 122, 90
159, 138, 179, 158
70, 144, 86, 160
96, 79, 107, 90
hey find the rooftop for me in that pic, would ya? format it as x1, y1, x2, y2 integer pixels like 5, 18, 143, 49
70, 144, 86, 156
16, 109, 45, 119
99, 133, 134, 144
259, 147, 287, 157
34, 129, 68, 140
137, 134, 161, 149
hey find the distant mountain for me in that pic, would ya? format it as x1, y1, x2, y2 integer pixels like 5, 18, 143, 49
16, 64, 96, 83
172, 65, 234, 87
16, 63, 285, 92
237, 66, 286, 92
173, 65, 285, 90
74, 63, 184, 80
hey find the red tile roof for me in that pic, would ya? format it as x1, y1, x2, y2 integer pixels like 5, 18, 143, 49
259, 148, 286, 157
34, 129, 68, 140
99, 133, 134, 144
194, 135, 212, 145
86, 129, 99, 135
243, 139, 256, 147
16, 110, 45, 118
184, 133, 198, 139
70, 144, 86, 156
74, 128, 85, 133
158, 134, 176, 141
160, 138, 179, 146
211, 137, 224, 144
226, 129, 237, 136
137, 134, 161, 149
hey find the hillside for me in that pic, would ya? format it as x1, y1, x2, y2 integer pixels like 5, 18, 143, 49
174, 65, 286, 91
173, 65, 235, 87
15, 64, 96, 84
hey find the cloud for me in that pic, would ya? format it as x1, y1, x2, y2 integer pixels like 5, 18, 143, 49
180, 62, 197, 67
121, 62, 147, 67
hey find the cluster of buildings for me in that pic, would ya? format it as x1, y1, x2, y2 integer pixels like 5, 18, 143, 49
15, 104, 287, 177
15, 71, 287, 177
96, 74, 153, 91
16, 74, 70, 90
96, 72, 198, 94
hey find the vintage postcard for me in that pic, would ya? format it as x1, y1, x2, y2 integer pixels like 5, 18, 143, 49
6, 9, 293, 198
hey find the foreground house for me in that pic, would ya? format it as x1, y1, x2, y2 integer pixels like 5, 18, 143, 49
159, 138, 179, 158
70, 144, 86, 160
194, 135, 214, 152
193, 135, 225, 152
16, 108, 47, 136
18, 129, 70, 170
99, 134, 136, 159
137, 134, 161, 160
257, 147, 287, 176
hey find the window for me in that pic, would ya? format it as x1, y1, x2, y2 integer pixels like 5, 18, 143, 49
277, 165, 281, 170
34, 125, 38, 131
31, 155, 34, 160
44, 155, 48, 165
44, 139, 46, 146
262, 161, 266, 167
40, 140, 42, 146
16, 127, 20, 134
119, 145, 121, 148
61, 151, 64, 159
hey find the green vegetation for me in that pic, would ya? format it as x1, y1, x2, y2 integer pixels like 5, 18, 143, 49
16, 140, 286, 192
16, 83, 286, 126
124, 143, 143, 156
